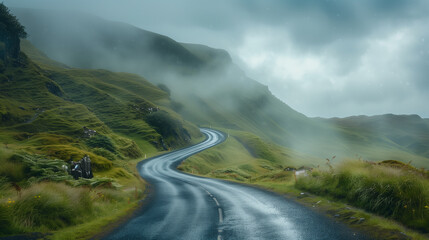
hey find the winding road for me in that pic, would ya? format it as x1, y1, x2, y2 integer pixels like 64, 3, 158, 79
104, 128, 370, 240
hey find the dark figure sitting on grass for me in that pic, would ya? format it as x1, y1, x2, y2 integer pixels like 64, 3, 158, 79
71, 154, 93, 179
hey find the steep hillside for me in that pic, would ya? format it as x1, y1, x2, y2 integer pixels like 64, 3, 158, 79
1, 4, 205, 236
12, 8, 429, 168
1, 41, 201, 182
12, 8, 202, 79
12, 8, 320, 148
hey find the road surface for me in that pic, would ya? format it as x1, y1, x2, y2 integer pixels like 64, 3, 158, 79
105, 128, 370, 240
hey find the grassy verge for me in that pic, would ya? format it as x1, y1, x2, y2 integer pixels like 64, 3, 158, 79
296, 160, 429, 234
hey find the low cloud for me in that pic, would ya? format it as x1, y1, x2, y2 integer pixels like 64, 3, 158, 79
5, 0, 429, 117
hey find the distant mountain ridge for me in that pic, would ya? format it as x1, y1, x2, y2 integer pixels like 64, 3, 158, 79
11, 8, 429, 168
12, 8, 202, 78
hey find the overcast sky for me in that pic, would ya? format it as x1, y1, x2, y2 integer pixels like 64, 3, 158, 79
5, 0, 429, 118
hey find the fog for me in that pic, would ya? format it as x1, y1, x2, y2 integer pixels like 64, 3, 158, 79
4, 0, 429, 118
2, 0, 429, 167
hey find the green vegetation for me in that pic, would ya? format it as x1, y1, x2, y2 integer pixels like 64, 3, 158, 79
179, 129, 319, 181
296, 160, 429, 232
181, 131, 429, 239
0, 150, 144, 237
0, 7, 202, 237
0, 58, 199, 237
14, 7, 429, 169
85, 135, 116, 153
2, 5, 429, 239
0, 181, 143, 237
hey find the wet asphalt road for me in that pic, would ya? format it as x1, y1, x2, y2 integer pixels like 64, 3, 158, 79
104, 128, 371, 240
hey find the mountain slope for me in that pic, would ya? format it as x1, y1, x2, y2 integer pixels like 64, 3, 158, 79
12, 8, 429, 168
0, 6, 204, 237
1, 40, 201, 181
21, 40, 201, 149
13, 8, 316, 149
12, 8, 202, 79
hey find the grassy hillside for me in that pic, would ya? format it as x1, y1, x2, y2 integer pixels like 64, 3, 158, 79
179, 129, 320, 181
13, 8, 429, 169
2, 5, 429, 239
0, 29, 201, 238
21, 40, 201, 150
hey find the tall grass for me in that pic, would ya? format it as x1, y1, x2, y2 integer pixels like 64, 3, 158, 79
0, 182, 91, 234
296, 160, 429, 232
0, 180, 134, 236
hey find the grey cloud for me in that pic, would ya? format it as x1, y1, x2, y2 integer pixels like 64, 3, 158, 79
4, 0, 429, 117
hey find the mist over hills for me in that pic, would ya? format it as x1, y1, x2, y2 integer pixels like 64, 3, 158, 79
1, 39, 201, 170
324, 114, 429, 159
12, 8, 202, 79
11, 8, 429, 168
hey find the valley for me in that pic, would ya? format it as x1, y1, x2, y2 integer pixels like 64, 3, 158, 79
1, 3, 429, 240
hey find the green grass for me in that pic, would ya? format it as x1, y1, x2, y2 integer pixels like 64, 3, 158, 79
0, 181, 144, 237
19, 40, 202, 150
0, 38, 203, 238
296, 160, 429, 233
2, 15, 429, 239
181, 129, 429, 239
48, 200, 140, 240
0, 150, 146, 237
179, 129, 321, 181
